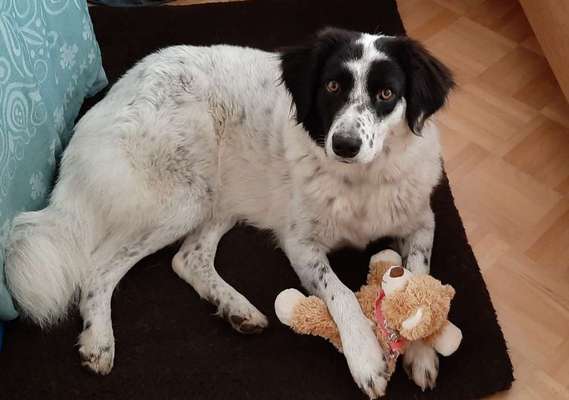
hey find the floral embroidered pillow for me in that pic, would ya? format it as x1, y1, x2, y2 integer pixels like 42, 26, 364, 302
0, 0, 107, 320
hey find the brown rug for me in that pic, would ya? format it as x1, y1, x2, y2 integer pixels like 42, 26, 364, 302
1, 1, 513, 399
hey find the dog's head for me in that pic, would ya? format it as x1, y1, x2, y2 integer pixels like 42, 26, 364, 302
280, 28, 454, 164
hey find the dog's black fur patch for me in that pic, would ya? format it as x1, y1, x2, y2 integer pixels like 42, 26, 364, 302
280, 28, 361, 144
280, 28, 454, 146
366, 59, 405, 117
376, 37, 455, 133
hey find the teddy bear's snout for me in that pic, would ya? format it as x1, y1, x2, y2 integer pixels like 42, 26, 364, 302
389, 266, 404, 278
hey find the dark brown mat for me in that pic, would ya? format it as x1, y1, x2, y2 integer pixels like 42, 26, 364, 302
1, 1, 513, 399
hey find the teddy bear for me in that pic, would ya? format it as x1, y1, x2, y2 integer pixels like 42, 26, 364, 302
274, 249, 462, 378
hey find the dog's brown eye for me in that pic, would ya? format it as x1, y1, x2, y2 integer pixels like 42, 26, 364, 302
326, 80, 340, 93
378, 88, 393, 101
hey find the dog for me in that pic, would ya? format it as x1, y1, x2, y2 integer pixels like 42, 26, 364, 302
6, 28, 453, 398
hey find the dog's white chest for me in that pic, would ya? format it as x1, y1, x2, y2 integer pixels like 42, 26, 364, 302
305, 173, 420, 249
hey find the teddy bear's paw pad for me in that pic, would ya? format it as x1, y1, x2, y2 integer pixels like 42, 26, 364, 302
274, 288, 305, 325
403, 341, 439, 391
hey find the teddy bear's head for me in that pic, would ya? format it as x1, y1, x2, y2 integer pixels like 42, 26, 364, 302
381, 271, 455, 341
367, 250, 456, 341
366, 250, 462, 356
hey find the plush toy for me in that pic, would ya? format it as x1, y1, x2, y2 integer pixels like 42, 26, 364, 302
274, 249, 462, 377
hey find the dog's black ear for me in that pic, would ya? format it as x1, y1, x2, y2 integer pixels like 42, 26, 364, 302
280, 27, 357, 125
381, 37, 454, 134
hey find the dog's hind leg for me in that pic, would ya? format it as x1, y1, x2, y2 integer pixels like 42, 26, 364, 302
78, 223, 193, 375
172, 219, 268, 334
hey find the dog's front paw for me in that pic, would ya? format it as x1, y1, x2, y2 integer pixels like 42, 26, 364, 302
343, 319, 389, 399
78, 325, 115, 375
350, 359, 389, 399
227, 311, 268, 334
217, 293, 268, 334
403, 340, 439, 391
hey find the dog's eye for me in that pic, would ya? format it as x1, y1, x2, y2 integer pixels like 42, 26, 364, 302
378, 88, 393, 101
325, 80, 340, 93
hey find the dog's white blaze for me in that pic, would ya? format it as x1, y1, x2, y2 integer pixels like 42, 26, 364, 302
326, 34, 402, 164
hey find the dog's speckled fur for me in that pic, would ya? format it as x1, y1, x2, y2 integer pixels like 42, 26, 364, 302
6, 28, 453, 398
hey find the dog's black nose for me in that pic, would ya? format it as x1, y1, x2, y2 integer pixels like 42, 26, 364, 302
332, 133, 362, 159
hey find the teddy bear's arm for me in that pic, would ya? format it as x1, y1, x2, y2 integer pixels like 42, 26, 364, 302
356, 285, 379, 322
289, 296, 344, 351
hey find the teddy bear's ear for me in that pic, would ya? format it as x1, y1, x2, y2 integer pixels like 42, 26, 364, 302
443, 285, 456, 300
367, 262, 390, 286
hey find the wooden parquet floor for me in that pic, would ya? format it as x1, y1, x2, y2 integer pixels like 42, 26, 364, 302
168, 0, 569, 397
397, 1, 569, 398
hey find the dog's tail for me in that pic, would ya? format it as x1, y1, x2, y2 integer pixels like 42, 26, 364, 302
5, 207, 87, 327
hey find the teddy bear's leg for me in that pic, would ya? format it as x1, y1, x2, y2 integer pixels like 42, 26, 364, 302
281, 237, 388, 399
275, 290, 344, 351
430, 321, 463, 356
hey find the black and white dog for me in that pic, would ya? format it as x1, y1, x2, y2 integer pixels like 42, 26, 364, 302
6, 28, 453, 398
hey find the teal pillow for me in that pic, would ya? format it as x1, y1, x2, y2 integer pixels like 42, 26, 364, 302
0, 0, 108, 320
